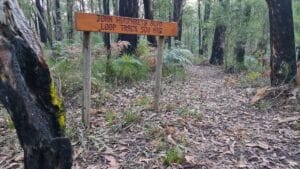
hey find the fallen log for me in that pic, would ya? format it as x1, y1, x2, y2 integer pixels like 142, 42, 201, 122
0, 0, 72, 168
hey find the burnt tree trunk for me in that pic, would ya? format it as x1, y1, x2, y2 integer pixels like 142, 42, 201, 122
143, 0, 157, 47
201, 0, 211, 55
0, 0, 72, 168
118, 0, 139, 54
36, 0, 48, 43
54, 0, 63, 41
266, 0, 297, 85
173, 0, 184, 45
209, 25, 226, 65
67, 0, 74, 43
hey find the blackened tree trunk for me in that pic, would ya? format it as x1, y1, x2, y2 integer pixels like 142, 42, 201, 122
54, 0, 63, 41
0, 0, 72, 168
201, 0, 211, 55
266, 0, 297, 85
67, 0, 74, 43
118, 0, 139, 54
209, 25, 226, 65
173, 0, 184, 45
143, 0, 157, 47
197, 0, 202, 55
36, 0, 48, 43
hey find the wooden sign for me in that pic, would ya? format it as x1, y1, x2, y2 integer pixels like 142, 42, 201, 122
75, 12, 178, 37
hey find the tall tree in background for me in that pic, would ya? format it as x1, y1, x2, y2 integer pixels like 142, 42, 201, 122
209, 0, 226, 65
201, 0, 211, 55
197, 0, 202, 55
36, 0, 48, 43
0, 0, 72, 168
98, 0, 102, 13
266, 0, 296, 85
118, 0, 139, 54
143, 0, 157, 46
67, 0, 74, 43
54, 0, 63, 41
173, 0, 184, 45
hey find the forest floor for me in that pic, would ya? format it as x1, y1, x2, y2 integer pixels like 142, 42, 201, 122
0, 64, 300, 169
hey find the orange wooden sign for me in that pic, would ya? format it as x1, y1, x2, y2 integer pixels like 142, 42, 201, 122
75, 12, 178, 37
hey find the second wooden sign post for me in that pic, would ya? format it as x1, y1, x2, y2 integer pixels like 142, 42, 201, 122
75, 12, 178, 128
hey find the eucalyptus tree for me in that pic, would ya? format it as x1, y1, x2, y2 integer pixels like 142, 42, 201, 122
209, 0, 227, 65
266, 0, 297, 85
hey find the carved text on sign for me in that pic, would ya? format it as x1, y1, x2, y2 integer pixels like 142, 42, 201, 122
75, 13, 178, 36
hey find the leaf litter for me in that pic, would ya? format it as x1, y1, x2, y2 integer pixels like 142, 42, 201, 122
0, 65, 299, 168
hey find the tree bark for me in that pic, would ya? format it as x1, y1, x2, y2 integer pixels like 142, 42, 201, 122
36, 0, 48, 43
143, 0, 157, 47
54, 0, 63, 41
173, 0, 184, 46
98, 0, 103, 14
0, 0, 72, 168
118, 0, 139, 54
209, 25, 226, 65
201, 0, 211, 55
67, 0, 74, 43
266, 0, 297, 85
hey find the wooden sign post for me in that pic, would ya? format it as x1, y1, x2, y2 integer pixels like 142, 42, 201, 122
75, 12, 178, 128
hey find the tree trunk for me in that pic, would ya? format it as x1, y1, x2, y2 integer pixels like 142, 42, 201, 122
173, 0, 184, 46
201, 0, 211, 55
266, 0, 297, 85
143, 0, 157, 47
80, 0, 85, 12
36, 0, 48, 43
0, 0, 72, 168
209, 25, 226, 65
197, 0, 202, 55
118, 0, 139, 54
67, 0, 74, 43
54, 0, 63, 41
90, 0, 95, 13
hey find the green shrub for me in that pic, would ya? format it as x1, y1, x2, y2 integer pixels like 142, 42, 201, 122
164, 147, 185, 165
163, 48, 193, 80
136, 38, 150, 57
112, 54, 149, 83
